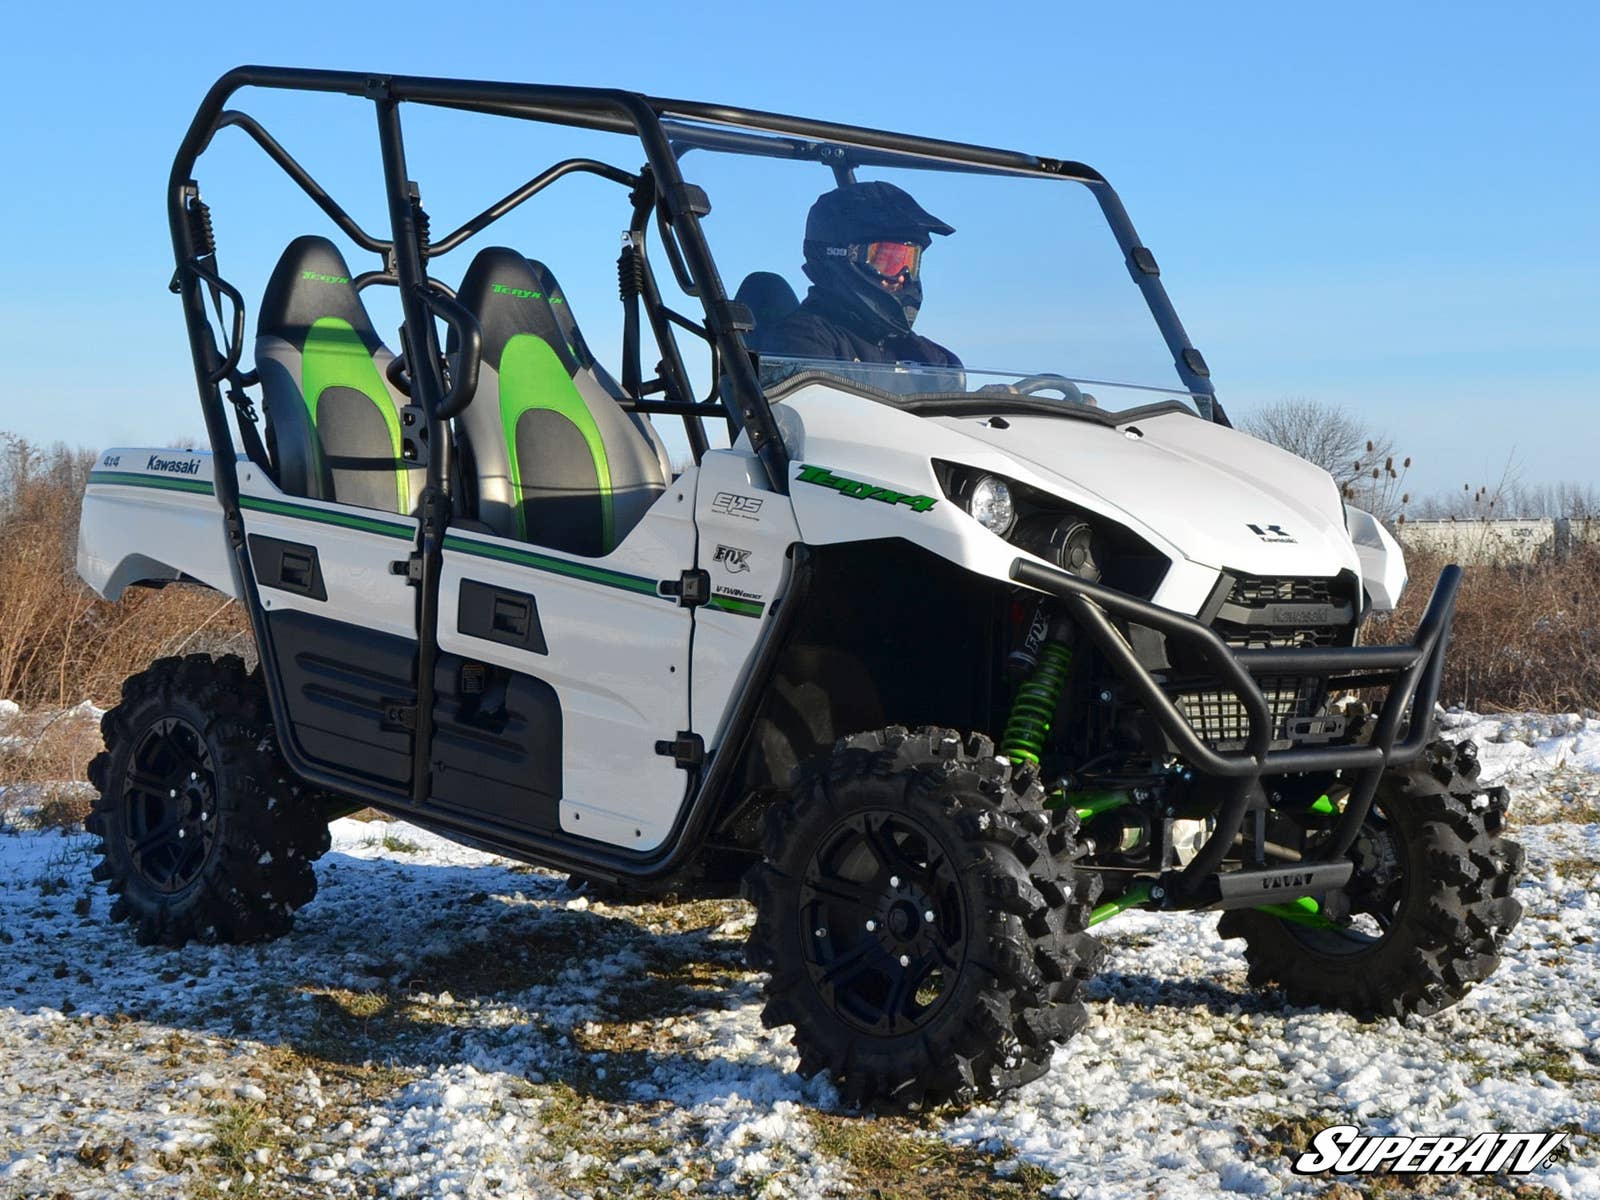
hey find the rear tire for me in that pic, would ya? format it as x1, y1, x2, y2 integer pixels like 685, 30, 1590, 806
1219, 739, 1524, 1018
744, 726, 1103, 1108
86, 654, 331, 947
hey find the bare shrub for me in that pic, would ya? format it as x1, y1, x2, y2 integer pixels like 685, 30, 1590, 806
0, 435, 251, 791
1372, 541, 1600, 713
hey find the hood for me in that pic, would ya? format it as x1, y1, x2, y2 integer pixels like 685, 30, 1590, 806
933, 408, 1358, 577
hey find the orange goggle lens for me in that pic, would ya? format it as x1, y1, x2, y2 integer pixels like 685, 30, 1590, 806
864, 241, 922, 279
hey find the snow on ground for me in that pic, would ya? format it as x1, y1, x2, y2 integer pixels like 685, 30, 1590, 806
0, 708, 1596, 1198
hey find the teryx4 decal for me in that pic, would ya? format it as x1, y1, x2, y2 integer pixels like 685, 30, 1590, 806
796, 464, 938, 513
1248, 522, 1297, 544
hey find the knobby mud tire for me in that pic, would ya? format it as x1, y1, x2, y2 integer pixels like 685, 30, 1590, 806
86, 654, 331, 947
1219, 738, 1524, 1018
744, 726, 1104, 1108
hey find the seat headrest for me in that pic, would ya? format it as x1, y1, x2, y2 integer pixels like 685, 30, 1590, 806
258, 235, 381, 352
455, 247, 589, 373
735, 271, 801, 348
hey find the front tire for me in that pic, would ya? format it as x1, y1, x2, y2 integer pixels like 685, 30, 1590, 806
744, 726, 1103, 1108
86, 654, 331, 946
1219, 738, 1524, 1018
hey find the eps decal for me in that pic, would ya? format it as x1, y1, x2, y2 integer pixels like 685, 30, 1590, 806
711, 492, 764, 520
795, 464, 938, 513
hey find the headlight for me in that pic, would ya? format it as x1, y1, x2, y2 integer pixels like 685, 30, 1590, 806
1015, 514, 1101, 580
968, 475, 1015, 535
933, 460, 1170, 598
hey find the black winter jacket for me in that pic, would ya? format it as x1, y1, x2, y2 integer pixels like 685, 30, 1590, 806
760, 288, 962, 370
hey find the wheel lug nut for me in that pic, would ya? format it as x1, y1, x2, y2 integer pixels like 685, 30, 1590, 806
889, 875, 900, 888
190, 772, 198, 781
169, 789, 177, 798
899, 955, 910, 967
814, 928, 827, 938
865, 919, 877, 931
924, 910, 935, 923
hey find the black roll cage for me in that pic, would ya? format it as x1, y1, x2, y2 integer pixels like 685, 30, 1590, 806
165, 66, 1224, 881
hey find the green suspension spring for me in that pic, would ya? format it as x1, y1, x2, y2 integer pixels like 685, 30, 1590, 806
1001, 640, 1074, 766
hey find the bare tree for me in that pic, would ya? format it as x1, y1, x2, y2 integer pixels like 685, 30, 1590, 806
1239, 398, 1389, 488
1239, 397, 1409, 521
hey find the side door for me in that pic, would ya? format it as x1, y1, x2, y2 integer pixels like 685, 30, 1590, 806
433, 474, 698, 851
237, 463, 423, 793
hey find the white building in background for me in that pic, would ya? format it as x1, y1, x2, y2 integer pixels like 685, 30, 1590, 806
1401, 518, 1600, 565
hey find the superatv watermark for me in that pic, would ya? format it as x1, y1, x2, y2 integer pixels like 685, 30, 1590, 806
1292, 1125, 1566, 1176
795, 464, 938, 513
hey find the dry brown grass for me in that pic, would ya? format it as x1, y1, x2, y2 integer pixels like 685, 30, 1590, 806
1374, 541, 1600, 712
0, 436, 250, 799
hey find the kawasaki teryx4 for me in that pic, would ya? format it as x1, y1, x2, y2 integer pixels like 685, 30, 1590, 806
78, 68, 1524, 1107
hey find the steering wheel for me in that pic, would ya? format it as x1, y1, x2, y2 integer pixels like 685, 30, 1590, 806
976, 373, 1084, 403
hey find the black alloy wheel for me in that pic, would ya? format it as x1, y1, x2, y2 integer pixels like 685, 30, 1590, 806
801, 808, 967, 1036
121, 715, 219, 895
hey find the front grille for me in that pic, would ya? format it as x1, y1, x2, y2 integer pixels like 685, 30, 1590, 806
1229, 576, 1339, 606
1211, 572, 1357, 652
1169, 572, 1359, 750
1175, 676, 1322, 751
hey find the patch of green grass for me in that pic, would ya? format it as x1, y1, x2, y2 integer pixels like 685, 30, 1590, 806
806, 1111, 1061, 1199
191, 1102, 281, 1199
375, 831, 422, 854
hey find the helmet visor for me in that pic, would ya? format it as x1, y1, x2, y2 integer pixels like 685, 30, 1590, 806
863, 240, 922, 281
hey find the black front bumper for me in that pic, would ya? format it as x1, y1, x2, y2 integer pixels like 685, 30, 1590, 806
1010, 557, 1463, 899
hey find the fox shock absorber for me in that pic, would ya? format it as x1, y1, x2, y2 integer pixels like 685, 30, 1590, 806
1001, 614, 1076, 767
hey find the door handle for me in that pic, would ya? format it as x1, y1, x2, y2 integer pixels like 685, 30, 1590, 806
457, 580, 548, 654
280, 551, 315, 591
492, 596, 531, 639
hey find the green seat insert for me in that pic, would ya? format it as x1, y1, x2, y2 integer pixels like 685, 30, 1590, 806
256, 236, 422, 514
452, 248, 668, 555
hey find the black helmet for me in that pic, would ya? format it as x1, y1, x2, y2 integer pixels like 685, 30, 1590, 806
801, 182, 954, 336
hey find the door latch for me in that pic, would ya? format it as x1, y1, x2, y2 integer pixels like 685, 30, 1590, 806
654, 731, 704, 768
660, 568, 710, 607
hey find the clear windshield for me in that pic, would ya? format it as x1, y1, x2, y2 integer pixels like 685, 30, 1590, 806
661, 121, 1210, 420
755, 358, 1202, 415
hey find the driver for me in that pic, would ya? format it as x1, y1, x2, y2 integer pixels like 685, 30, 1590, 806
760, 181, 961, 371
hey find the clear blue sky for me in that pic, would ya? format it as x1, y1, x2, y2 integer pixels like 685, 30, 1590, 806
1, 0, 1594, 498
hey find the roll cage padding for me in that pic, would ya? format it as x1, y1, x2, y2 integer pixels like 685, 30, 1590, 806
451, 247, 668, 553
256, 236, 423, 514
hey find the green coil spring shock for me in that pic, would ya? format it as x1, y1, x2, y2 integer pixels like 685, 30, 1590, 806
1001, 639, 1074, 766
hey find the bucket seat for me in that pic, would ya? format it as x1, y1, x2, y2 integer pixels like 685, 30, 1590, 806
451, 247, 669, 555
256, 236, 423, 514
735, 270, 800, 354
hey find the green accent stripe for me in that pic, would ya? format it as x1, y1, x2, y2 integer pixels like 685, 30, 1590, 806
88, 470, 214, 495
87, 470, 765, 617
238, 494, 413, 539
443, 534, 662, 597
707, 594, 764, 618
500, 334, 614, 549
301, 316, 410, 514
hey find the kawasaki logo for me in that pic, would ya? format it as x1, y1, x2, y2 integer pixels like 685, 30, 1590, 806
300, 270, 351, 285
146, 455, 201, 476
491, 284, 565, 303
796, 464, 938, 514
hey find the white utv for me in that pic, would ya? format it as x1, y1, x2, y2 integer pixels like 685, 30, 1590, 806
78, 68, 1524, 1108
